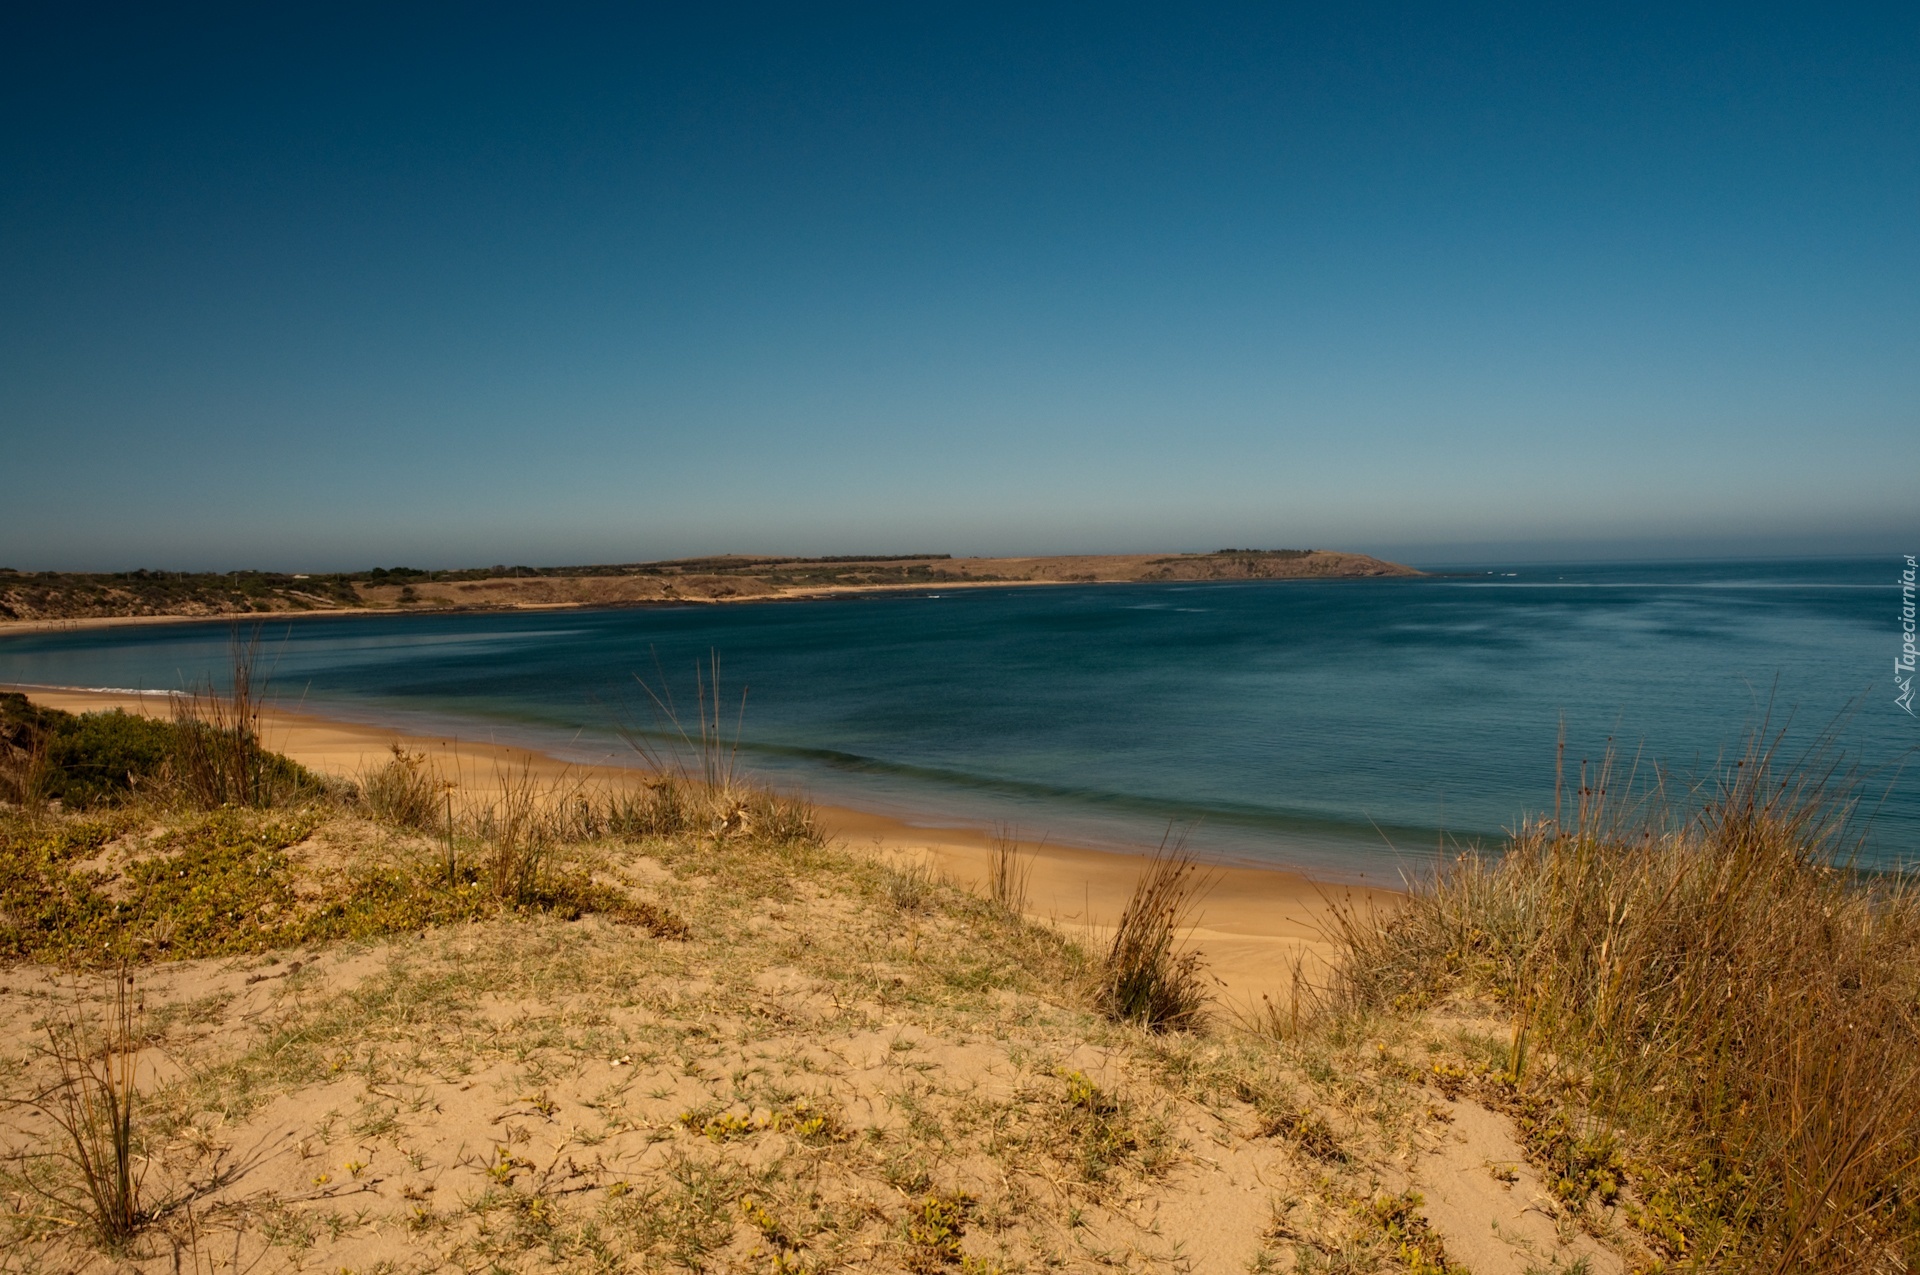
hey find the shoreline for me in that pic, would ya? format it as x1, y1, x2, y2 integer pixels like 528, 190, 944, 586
0, 564, 1422, 636
9, 684, 1398, 1009
0, 579, 1071, 635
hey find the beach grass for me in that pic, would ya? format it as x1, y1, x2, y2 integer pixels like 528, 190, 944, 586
1096, 833, 1215, 1033
1327, 737, 1920, 1271
13, 973, 144, 1250
355, 743, 443, 831
986, 824, 1033, 916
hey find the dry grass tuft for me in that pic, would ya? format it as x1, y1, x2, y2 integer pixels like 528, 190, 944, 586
357, 743, 443, 830
619, 650, 748, 797
7, 972, 146, 1248
601, 776, 695, 839
1331, 736, 1920, 1270
592, 775, 818, 848
605, 650, 821, 851
1097, 832, 1214, 1032
987, 824, 1032, 915
735, 783, 820, 845
472, 760, 567, 907
885, 862, 936, 913
167, 629, 268, 809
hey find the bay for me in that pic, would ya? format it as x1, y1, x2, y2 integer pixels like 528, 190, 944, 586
3, 556, 1914, 880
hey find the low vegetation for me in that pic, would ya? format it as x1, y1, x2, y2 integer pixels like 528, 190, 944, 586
0, 568, 360, 622
0, 688, 1911, 1273
1331, 742, 1920, 1272
1, 693, 177, 809
18, 974, 143, 1250
1, 691, 326, 815
1094, 836, 1213, 1032
986, 825, 1032, 916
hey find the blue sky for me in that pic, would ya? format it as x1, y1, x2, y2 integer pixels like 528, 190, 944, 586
2, 3, 1915, 570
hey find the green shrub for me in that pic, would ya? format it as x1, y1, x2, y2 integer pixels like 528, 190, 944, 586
1, 695, 176, 809
43, 711, 178, 808
0, 693, 324, 812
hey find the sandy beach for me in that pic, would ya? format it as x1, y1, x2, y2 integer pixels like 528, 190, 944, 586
12, 684, 1394, 1015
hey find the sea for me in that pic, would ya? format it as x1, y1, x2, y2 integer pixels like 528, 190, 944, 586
3, 557, 1915, 882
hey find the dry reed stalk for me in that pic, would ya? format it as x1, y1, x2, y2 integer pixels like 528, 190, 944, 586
10, 971, 145, 1248
620, 649, 747, 798
987, 824, 1033, 915
611, 652, 819, 846
1098, 832, 1215, 1031
1238, 944, 1327, 1044
473, 759, 567, 906
168, 625, 270, 808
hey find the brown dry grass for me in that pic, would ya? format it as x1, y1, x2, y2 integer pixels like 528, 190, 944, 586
1329, 738, 1920, 1272
167, 630, 272, 810
355, 744, 443, 832
6, 972, 145, 1248
986, 825, 1033, 916
1096, 834, 1215, 1033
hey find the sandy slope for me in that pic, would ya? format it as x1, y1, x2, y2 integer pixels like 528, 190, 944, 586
2, 688, 1631, 1275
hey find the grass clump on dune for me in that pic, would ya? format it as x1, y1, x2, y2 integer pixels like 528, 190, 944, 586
169, 628, 339, 810
1097, 834, 1214, 1032
356, 743, 444, 831
1331, 739, 1920, 1271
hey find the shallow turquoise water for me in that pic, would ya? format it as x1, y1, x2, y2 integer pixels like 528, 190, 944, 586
3, 558, 1914, 880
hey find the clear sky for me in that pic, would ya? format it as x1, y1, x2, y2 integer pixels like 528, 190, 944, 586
2, 3, 1915, 571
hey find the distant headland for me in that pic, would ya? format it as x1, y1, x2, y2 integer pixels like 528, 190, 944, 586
0, 549, 1421, 626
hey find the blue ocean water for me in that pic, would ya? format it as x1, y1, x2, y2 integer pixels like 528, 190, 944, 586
3, 558, 1914, 880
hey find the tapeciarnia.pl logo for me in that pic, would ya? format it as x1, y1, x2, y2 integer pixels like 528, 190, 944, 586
1899, 554, 1917, 716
